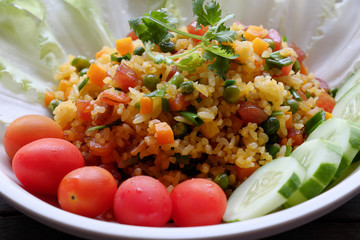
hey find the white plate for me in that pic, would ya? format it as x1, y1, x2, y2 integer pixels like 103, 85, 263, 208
1, 143, 359, 240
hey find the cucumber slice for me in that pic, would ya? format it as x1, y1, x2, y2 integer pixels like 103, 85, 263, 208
284, 139, 342, 207
335, 68, 360, 101
333, 83, 360, 125
223, 157, 306, 222
307, 118, 360, 179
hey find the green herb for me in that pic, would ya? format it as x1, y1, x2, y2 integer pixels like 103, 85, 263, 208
304, 110, 325, 134
111, 52, 131, 63
129, 0, 238, 79
145, 87, 167, 97
289, 88, 303, 102
179, 111, 204, 126
329, 87, 338, 98
86, 119, 122, 132
78, 77, 89, 91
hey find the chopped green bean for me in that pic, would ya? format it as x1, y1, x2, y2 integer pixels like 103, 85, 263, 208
289, 88, 303, 102
214, 174, 230, 190
179, 111, 204, 126
292, 60, 301, 73
224, 79, 236, 88
78, 77, 89, 91
168, 72, 184, 88
304, 110, 325, 134
263, 38, 275, 51
267, 144, 280, 158
79, 68, 88, 77
48, 99, 61, 113
111, 52, 131, 63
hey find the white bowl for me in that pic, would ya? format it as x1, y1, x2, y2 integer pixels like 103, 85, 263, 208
1, 143, 359, 240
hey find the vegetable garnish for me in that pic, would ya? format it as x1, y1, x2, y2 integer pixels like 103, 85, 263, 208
86, 119, 122, 132
111, 52, 131, 63
78, 77, 89, 91
129, 0, 239, 79
179, 111, 204, 126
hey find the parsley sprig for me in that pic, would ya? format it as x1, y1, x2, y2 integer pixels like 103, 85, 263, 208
129, 0, 239, 79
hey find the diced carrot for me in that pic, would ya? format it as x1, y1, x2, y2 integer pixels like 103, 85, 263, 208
64, 86, 72, 99
115, 37, 134, 56
58, 80, 71, 92
254, 55, 265, 67
95, 49, 105, 58
154, 122, 174, 145
235, 162, 260, 181
140, 96, 154, 115
300, 63, 308, 75
285, 112, 293, 129
243, 25, 265, 41
325, 112, 333, 120
168, 93, 190, 112
252, 37, 269, 55
87, 64, 108, 88
280, 138, 288, 145
44, 91, 55, 107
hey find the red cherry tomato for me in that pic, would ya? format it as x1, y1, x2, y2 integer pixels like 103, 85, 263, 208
186, 20, 208, 42
113, 176, 172, 227
12, 138, 84, 195
237, 101, 268, 125
112, 62, 139, 92
170, 178, 227, 227
266, 29, 282, 51
4, 114, 63, 159
58, 166, 117, 218
75, 100, 92, 122
289, 43, 306, 63
127, 30, 138, 40
316, 91, 336, 113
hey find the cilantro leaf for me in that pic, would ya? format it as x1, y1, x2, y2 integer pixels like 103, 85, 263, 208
203, 50, 231, 80
176, 53, 206, 73
205, 45, 238, 59
129, 8, 177, 44
192, 0, 222, 27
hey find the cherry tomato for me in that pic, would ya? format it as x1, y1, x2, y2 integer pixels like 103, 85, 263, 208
316, 91, 336, 113
266, 29, 282, 51
12, 138, 84, 195
237, 101, 268, 125
170, 178, 227, 227
4, 114, 63, 159
113, 176, 172, 227
112, 62, 139, 92
126, 30, 138, 40
186, 20, 208, 42
58, 166, 117, 218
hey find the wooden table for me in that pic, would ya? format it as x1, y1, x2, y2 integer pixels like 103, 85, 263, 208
0, 193, 359, 240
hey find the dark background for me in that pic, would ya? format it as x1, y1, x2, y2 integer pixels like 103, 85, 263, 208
1, 194, 359, 240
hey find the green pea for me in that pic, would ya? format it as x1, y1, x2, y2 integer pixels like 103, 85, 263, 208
292, 60, 301, 73
172, 122, 189, 139
159, 41, 175, 53
71, 56, 90, 72
48, 99, 61, 113
224, 85, 241, 104
143, 74, 160, 91
262, 116, 280, 135
267, 133, 279, 144
263, 38, 275, 51
179, 81, 194, 94
168, 72, 184, 88
224, 79, 236, 88
133, 46, 145, 56
214, 174, 230, 190
284, 99, 299, 113
79, 68, 88, 77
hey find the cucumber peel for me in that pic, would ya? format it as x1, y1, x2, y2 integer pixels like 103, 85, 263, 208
335, 68, 360, 101
307, 118, 360, 179
333, 83, 360, 125
223, 157, 305, 222
284, 139, 342, 207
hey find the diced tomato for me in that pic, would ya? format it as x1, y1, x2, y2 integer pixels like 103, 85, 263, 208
287, 127, 304, 146
75, 100, 92, 122
289, 43, 306, 63
168, 93, 190, 112
186, 20, 208, 42
166, 66, 178, 82
93, 101, 114, 126
112, 62, 139, 92
266, 29, 282, 51
88, 138, 114, 157
316, 91, 336, 113
315, 77, 330, 92
98, 89, 130, 106
235, 162, 260, 181
237, 101, 268, 125
127, 30, 138, 40
280, 64, 294, 76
